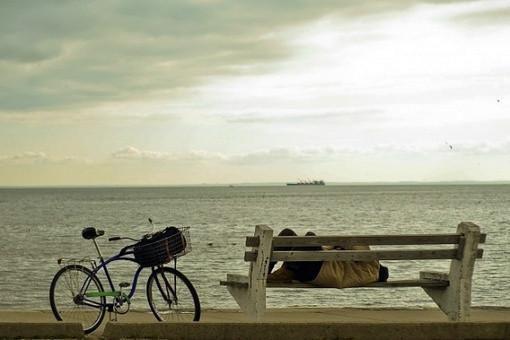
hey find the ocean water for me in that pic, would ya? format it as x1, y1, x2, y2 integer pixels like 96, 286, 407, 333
0, 185, 509, 311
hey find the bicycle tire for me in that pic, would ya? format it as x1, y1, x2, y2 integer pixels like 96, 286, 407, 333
49, 264, 106, 334
146, 266, 201, 322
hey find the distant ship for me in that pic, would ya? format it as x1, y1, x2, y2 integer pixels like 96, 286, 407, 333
286, 179, 325, 186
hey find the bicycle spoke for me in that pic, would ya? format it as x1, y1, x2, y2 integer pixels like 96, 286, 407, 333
162, 271, 176, 304
50, 265, 105, 334
81, 299, 103, 308
62, 269, 76, 297
156, 271, 175, 307
147, 267, 200, 322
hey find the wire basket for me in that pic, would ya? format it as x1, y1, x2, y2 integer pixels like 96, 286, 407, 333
134, 227, 191, 267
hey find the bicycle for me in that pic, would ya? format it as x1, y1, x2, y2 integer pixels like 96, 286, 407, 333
49, 223, 201, 334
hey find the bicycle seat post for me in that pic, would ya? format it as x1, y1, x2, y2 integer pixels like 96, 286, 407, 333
92, 238, 104, 261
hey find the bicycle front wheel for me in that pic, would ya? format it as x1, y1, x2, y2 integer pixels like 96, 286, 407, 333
146, 266, 201, 322
49, 264, 106, 334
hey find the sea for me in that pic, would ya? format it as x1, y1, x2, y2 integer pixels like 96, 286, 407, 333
0, 185, 509, 311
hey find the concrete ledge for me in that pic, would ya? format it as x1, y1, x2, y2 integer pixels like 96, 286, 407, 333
0, 322, 83, 339
103, 321, 510, 340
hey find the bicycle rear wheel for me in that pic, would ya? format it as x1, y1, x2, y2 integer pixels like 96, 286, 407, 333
49, 264, 106, 334
146, 266, 201, 322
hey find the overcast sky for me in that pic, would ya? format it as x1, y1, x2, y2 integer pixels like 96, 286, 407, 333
1, 0, 509, 186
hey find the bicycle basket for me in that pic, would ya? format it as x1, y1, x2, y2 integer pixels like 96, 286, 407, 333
134, 226, 191, 267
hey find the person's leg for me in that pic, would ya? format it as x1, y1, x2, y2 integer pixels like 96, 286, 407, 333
268, 228, 297, 274
378, 264, 389, 282
285, 231, 323, 282
267, 228, 299, 282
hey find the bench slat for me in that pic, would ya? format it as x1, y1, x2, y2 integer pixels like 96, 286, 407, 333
420, 271, 449, 282
244, 249, 484, 262
246, 233, 486, 247
226, 273, 249, 283
220, 280, 248, 288
221, 279, 449, 289
266, 279, 449, 288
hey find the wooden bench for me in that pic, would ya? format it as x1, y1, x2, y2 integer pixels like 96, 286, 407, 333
220, 222, 486, 321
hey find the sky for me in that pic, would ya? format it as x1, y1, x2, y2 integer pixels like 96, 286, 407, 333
0, 0, 509, 186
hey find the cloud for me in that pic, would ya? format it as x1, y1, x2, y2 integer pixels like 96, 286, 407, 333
110, 140, 510, 166
2, 140, 509, 185
228, 147, 347, 164
4, 139, 508, 169
0, 151, 88, 165
446, 141, 510, 155
0, 0, 476, 115
110, 146, 347, 165
108, 144, 422, 165
452, 4, 510, 26
223, 109, 382, 124
112, 146, 172, 160
0, 151, 48, 164
110, 145, 362, 165
111, 146, 226, 162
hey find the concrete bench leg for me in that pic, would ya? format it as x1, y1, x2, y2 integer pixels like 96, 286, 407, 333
226, 284, 251, 315
224, 225, 273, 320
423, 222, 481, 321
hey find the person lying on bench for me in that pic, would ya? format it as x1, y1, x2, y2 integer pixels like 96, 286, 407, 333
267, 228, 389, 287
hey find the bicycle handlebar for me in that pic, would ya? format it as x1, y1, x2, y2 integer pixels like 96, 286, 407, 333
108, 236, 140, 242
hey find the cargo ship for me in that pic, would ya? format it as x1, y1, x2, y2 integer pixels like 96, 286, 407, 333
286, 179, 325, 186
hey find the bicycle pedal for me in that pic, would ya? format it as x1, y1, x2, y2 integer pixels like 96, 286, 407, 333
119, 282, 130, 288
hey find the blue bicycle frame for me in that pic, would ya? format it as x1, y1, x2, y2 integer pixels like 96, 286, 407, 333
80, 238, 149, 308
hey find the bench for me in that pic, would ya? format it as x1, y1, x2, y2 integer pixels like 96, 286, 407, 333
220, 222, 486, 321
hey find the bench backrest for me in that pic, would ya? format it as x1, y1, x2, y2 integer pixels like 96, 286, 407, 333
244, 223, 486, 262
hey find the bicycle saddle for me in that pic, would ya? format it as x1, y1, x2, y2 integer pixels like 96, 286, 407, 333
82, 227, 105, 240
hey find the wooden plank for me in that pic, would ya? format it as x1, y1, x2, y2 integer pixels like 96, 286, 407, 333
420, 271, 449, 282
245, 249, 457, 262
477, 248, 484, 258
479, 233, 487, 243
368, 279, 449, 288
247, 234, 460, 247
266, 279, 449, 289
226, 274, 249, 284
245, 236, 256, 246
220, 280, 249, 288
247, 225, 273, 320
246, 233, 486, 247
245, 248, 483, 262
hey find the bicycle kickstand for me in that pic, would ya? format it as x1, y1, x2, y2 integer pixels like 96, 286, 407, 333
107, 304, 118, 322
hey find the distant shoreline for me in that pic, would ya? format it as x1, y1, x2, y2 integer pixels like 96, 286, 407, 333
1, 181, 510, 189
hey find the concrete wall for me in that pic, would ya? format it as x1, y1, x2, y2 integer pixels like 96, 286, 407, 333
103, 321, 510, 340
0, 322, 83, 339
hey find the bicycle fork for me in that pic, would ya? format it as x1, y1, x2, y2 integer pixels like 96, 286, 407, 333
153, 267, 177, 308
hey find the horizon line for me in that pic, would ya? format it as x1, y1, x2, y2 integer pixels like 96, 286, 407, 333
1, 180, 510, 189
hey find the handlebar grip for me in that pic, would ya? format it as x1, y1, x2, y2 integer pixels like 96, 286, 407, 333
109, 236, 121, 241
